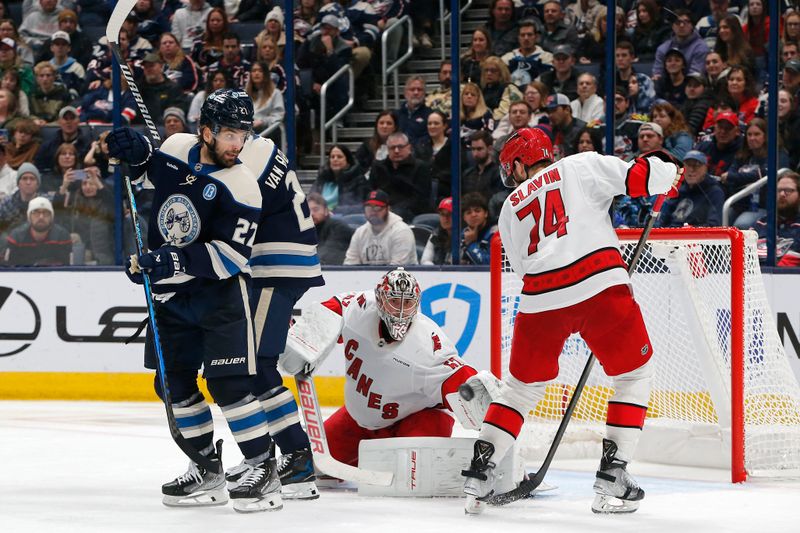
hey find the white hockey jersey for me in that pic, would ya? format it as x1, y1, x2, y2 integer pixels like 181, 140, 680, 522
320, 291, 476, 430
498, 151, 678, 312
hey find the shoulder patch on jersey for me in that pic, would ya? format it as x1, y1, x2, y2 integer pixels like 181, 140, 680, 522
202, 183, 217, 200
157, 194, 201, 246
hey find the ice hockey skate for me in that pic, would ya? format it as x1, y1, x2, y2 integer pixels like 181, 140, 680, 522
228, 457, 283, 513
591, 439, 645, 514
278, 447, 319, 500
161, 445, 227, 507
462, 440, 497, 515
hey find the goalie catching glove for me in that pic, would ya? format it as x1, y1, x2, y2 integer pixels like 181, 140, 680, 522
279, 303, 344, 375
446, 370, 502, 431
125, 246, 187, 284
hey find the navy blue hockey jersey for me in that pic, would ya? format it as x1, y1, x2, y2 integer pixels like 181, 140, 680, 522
140, 133, 262, 296
238, 136, 324, 289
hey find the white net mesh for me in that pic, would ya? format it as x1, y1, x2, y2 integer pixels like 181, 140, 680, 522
495, 229, 800, 478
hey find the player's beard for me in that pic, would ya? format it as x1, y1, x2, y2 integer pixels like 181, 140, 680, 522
206, 138, 240, 168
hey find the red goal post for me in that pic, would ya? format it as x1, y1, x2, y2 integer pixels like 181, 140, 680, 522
490, 227, 800, 483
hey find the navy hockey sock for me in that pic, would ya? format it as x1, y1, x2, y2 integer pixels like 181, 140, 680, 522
172, 392, 214, 453
258, 386, 310, 453
219, 394, 273, 461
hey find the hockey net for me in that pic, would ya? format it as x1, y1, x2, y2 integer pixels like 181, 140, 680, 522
490, 228, 800, 482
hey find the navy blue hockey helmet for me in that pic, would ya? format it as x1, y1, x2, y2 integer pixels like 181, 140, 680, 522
199, 89, 254, 133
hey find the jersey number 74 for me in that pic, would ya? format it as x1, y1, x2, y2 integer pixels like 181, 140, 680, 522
515, 189, 569, 255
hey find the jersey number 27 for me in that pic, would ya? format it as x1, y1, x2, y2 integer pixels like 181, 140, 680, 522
515, 189, 569, 255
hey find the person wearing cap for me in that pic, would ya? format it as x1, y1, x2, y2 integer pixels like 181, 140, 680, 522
29, 61, 70, 124
501, 20, 554, 90
34, 9, 92, 67
343, 188, 418, 266
163, 107, 188, 138
782, 57, 800, 99
635, 122, 665, 157
421, 196, 454, 265
138, 51, 189, 125
540, 1, 579, 54
460, 191, 496, 265
257, 6, 286, 58
536, 44, 579, 101
47, 30, 84, 97
171, 0, 213, 50
681, 71, 714, 136
546, 92, 586, 158
307, 192, 354, 266
487, 0, 519, 57
34, 105, 92, 175
0, 36, 34, 96
695, 110, 743, 177
369, 132, 432, 222
18, 0, 61, 55
4, 195, 71, 265
0, 162, 42, 239
653, 8, 709, 81
657, 149, 724, 229
655, 48, 688, 106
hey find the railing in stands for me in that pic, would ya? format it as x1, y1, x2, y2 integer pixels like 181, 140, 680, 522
722, 176, 767, 227
381, 15, 414, 110
439, 0, 472, 61
259, 121, 287, 154
320, 64, 354, 163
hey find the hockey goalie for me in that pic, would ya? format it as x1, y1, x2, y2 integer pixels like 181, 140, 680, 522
279, 268, 502, 491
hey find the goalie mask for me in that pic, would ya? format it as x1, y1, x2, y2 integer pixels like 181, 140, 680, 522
375, 267, 421, 341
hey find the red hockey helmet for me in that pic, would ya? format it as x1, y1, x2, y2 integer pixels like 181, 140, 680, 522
498, 127, 554, 188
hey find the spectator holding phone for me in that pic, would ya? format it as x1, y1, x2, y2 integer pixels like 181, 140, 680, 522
44, 142, 82, 200
82, 131, 111, 180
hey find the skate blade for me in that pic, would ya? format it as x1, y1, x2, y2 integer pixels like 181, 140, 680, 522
281, 481, 320, 500
591, 494, 640, 514
162, 488, 229, 507
464, 495, 487, 515
232, 494, 284, 513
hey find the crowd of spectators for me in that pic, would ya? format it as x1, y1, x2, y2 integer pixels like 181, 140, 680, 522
1, 0, 799, 268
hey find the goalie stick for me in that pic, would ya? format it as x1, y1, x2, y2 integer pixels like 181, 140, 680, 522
107, 0, 220, 473
295, 372, 394, 486
488, 194, 670, 506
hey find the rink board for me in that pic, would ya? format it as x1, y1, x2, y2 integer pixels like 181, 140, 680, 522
0, 268, 798, 402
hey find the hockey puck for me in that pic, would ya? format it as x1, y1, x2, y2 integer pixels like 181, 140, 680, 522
458, 383, 475, 401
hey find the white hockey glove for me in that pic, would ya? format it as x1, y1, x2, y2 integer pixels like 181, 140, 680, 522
278, 303, 344, 376
446, 370, 502, 431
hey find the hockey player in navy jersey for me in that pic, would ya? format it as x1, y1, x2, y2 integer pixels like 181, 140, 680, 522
225, 135, 325, 500
107, 89, 283, 513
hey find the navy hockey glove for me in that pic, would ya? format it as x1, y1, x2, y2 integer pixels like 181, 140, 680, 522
137, 246, 187, 282
125, 254, 144, 285
106, 127, 153, 166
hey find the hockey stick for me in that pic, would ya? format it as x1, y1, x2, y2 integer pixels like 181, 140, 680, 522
295, 372, 394, 486
108, 0, 220, 473
489, 194, 669, 506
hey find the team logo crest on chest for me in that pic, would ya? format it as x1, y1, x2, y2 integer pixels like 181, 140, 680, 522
157, 194, 201, 246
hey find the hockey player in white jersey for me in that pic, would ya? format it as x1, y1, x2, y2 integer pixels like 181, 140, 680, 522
281, 268, 499, 467
461, 128, 683, 514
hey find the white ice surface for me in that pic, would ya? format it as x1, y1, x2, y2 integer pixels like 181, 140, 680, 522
2, 401, 798, 533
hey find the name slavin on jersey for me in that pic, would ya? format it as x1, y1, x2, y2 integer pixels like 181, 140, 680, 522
264, 150, 289, 190
344, 338, 400, 420
508, 167, 562, 206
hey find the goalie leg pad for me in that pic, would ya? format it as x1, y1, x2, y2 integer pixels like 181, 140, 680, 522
357, 437, 524, 497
